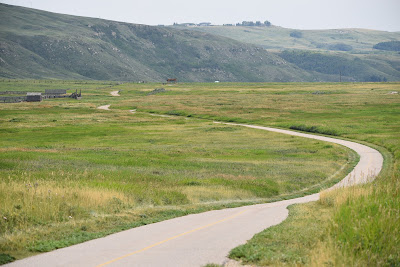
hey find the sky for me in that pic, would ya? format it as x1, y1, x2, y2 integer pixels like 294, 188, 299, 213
1, 0, 400, 32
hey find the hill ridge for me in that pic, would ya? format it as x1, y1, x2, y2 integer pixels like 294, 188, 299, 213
1, 3, 400, 82
0, 3, 312, 82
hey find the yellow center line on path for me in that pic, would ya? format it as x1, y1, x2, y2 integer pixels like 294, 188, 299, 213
96, 209, 249, 267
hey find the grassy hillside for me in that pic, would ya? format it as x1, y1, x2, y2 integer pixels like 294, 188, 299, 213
186, 25, 400, 52
0, 4, 314, 82
279, 50, 400, 82
183, 25, 400, 81
1, 4, 399, 82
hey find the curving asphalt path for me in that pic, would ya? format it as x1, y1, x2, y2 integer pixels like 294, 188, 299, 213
6, 122, 383, 267
110, 91, 120, 96
97, 104, 111, 110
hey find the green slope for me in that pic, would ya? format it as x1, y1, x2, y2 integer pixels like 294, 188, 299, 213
278, 50, 400, 82
1, 3, 399, 82
185, 25, 400, 52
0, 4, 312, 82
183, 25, 400, 81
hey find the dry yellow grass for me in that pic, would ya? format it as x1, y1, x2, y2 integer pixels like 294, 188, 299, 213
0, 180, 133, 222
319, 184, 373, 208
182, 186, 254, 203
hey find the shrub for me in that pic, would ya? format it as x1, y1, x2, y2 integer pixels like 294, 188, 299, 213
373, 41, 400, 51
365, 75, 387, 82
0, 254, 15, 265
328, 43, 353, 51
290, 31, 303, 38
289, 124, 339, 136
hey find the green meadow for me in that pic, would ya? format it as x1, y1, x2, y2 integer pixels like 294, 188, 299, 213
0, 80, 399, 265
0, 80, 357, 261
123, 81, 399, 266
97, 81, 399, 266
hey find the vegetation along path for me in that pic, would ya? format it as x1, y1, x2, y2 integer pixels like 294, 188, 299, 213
6, 121, 383, 267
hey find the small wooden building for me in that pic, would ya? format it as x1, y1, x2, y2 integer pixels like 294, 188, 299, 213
26, 92, 42, 102
167, 78, 177, 83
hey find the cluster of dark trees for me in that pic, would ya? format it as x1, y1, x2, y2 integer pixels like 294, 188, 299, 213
234, 21, 271, 27
315, 43, 353, 51
327, 43, 353, 51
373, 41, 400, 51
290, 31, 303, 38
365, 75, 388, 82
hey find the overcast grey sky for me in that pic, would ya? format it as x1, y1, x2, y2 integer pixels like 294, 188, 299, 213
1, 0, 399, 32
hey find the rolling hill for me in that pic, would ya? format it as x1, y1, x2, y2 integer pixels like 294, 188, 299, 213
180, 25, 400, 82
0, 4, 313, 82
182, 25, 400, 52
1, 3, 399, 82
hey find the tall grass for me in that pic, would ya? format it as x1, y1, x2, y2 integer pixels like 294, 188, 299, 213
0, 180, 132, 234
229, 201, 333, 266
315, 162, 400, 266
228, 165, 399, 266
289, 124, 339, 136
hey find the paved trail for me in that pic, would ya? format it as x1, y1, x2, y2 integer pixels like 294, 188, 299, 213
97, 104, 111, 110
7, 122, 383, 267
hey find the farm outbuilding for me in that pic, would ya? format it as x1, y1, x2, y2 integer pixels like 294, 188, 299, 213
26, 92, 42, 102
167, 78, 177, 83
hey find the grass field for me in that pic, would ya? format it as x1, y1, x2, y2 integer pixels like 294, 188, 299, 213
0, 80, 399, 265
106, 81, 399, 266
0, 80, 360, 262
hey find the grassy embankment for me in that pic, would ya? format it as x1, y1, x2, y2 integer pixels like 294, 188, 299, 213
111, 82, 399, 266
187, 25, 400, 52
1, 3, 313, 83
187, 25, 400, 82
0, 80, 355, 263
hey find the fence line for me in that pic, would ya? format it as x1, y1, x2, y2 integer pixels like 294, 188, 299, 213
0, 91, 27, 95
0, 96, 26, 103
